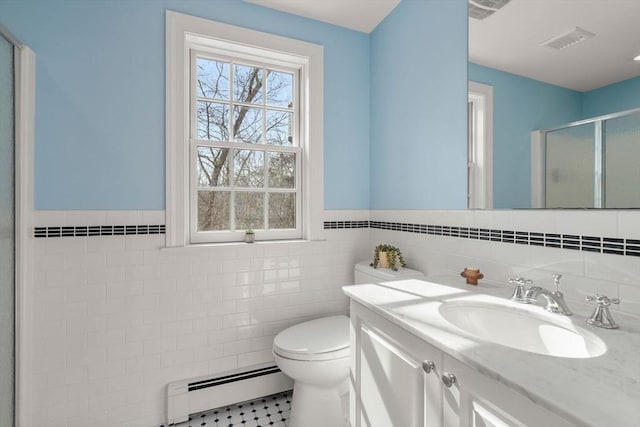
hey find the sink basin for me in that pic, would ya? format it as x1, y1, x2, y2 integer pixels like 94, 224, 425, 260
440, 299, 606, 358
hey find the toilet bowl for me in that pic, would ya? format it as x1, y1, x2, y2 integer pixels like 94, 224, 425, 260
273, 315, 350, 427
273, 261, 425, 426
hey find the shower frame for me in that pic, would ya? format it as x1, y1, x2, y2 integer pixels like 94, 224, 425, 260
0, 23, 36, 427
531, 106, 640, 208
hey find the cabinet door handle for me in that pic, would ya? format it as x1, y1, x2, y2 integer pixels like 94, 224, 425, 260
422, 360, 436, 374
441, 372, 456, 388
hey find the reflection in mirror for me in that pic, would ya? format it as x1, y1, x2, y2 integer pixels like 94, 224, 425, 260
468, 0, 640, 208
535, 108, 640, 209
468, 82, 493, 209
544, 121, 596, 208
605, 111, 640, 207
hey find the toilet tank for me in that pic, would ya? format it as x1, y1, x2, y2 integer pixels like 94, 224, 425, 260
354, 261, 425, 284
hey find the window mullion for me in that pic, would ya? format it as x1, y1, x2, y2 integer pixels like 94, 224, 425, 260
262, 66, 267, 144
229, 61, 236, 232
230, 190, 236, 232
264, 191, 269, 233
262, 68, 268, 232
230, 60, 236, 141
229, 146, 235, 232
264, 149, 269, 232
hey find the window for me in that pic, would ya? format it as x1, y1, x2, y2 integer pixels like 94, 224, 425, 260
191, 53, 300, 242
166, 11, 324, 246
468, 81, 493, 209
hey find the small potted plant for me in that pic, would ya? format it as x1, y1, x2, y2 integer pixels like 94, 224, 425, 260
244, 227, 255, 243
370, 244, 406, 271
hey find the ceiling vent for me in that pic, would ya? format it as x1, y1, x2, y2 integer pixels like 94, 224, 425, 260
540, 27, 595, 50
468, 0, 511, 20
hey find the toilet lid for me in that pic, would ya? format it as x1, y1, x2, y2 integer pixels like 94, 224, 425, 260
273, 315, 350, 361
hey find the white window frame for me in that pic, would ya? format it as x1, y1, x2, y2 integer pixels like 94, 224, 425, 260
189, 51, 301, 243
166, 11, 324, 247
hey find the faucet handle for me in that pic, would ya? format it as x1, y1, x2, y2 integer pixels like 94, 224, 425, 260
586, 294, 620, 306
508, 277, 532, 301
508, 277, 524, 301
585, 294, 620, 329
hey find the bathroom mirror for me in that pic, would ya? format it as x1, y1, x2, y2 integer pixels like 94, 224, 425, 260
468, 0, 640, 209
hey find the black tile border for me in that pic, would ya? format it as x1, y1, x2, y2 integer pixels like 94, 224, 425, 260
322, 220, 369, 229
35, 220, 638, 257
34, 224, 165, 238
323, 220, 639, 258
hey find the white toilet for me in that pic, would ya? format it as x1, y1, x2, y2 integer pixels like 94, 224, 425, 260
272, 261, 425, 427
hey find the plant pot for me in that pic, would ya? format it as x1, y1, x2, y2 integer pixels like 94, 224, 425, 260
378, 251, 390, 268
245, 233, 255, 243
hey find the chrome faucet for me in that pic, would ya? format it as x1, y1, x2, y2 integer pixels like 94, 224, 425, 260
585, 294, 620, 329
523, 287, 573, 316
508, 274, 572, 316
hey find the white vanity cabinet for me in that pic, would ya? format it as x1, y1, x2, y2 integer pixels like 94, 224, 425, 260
350, 300, 443, 426
350, 301, 575, 427
441, 354, 575, 427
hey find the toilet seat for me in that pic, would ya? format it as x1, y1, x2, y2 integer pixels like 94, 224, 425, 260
273, 315, 350, 361
274, 346, 349, 361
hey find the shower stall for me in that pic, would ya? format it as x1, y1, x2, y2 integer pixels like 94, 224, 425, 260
532, 108, 640, 208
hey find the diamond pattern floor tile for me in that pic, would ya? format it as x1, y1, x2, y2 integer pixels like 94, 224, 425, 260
169, 390, 292, 427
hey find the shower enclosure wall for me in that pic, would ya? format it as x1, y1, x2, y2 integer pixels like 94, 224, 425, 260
0, 24, 35, 427
532, 108, 640, 208
0, 29, 16, 427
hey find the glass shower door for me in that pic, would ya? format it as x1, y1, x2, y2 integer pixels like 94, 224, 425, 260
545, 122, 596, 208
604, 111, 640, 208
0, 33, 15, 427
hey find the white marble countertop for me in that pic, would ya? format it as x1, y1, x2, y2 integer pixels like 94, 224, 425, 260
343, 276, 640, 427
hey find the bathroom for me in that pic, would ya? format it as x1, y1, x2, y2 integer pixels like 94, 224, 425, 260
0, 0, 639, 426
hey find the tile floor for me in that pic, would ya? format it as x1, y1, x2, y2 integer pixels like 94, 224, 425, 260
169, 391, 292, 427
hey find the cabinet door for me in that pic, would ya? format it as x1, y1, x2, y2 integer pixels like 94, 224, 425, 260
359, 324, 424, 426
442, 355, 575, 427
351, 302, 442, 427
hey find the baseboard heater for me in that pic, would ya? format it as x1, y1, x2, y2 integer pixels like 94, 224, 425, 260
166, 362, 293, 425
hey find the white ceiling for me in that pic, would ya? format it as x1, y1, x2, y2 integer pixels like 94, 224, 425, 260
246, 0, 640, 92
244, 0, 401, 33
470, 0, 640, 92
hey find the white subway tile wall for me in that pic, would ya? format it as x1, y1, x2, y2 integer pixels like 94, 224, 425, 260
27, 209, 640, 426
369, 210, 640, 321
30, 210, 369, 427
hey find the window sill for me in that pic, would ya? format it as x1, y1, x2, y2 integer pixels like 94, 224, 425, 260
160, 238, 326, 252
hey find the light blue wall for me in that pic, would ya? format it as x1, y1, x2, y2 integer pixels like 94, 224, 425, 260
0, 0, 370, 210
582, 76, 640, 118
369, 0, 468, 209
468, 63, 582, 208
